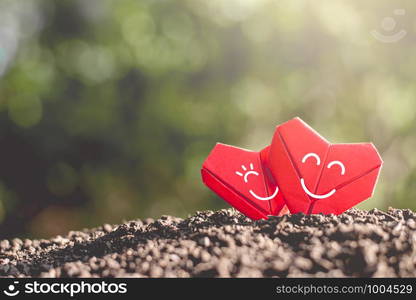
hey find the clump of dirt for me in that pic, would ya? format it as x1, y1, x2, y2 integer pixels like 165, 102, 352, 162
0, 208, 415, 277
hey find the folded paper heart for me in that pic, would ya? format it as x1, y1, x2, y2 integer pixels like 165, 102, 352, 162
201, 117, 383, 219
201, 143, 287, 220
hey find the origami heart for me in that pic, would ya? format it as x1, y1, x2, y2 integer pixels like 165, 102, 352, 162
201, 143, 287, 220
268, 118, 383, 215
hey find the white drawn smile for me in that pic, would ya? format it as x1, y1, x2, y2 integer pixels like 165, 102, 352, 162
249, 186, 279, 201
300, 178, 336, 199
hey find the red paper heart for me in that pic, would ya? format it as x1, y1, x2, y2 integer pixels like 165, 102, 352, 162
201, 143, 286, 219
268, 118, 383, 215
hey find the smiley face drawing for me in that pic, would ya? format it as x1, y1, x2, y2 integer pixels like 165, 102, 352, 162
235, 162, 279, 201
268, 117, 383, 215
299, 153, 345, 200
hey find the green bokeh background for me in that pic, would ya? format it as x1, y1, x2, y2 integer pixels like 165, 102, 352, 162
0, 0, 415, 237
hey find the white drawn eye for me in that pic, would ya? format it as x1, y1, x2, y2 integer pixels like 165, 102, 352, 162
327, 161, 346, 175
302, 153, 321, 166
235, 163, 259, 183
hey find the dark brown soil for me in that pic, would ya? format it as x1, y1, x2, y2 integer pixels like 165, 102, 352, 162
0, 208, 415, 278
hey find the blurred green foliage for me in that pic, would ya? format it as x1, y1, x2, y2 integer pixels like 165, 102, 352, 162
0, 0, 415, 237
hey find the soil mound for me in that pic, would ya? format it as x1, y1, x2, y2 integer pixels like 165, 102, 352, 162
1, 208, 415, 277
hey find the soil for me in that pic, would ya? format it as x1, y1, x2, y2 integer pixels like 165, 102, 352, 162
0, 208, 415, 278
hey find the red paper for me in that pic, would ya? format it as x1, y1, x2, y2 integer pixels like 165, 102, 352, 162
268, 118, 383, 215
201, 143, 286, 219
201, 117, 382, 219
